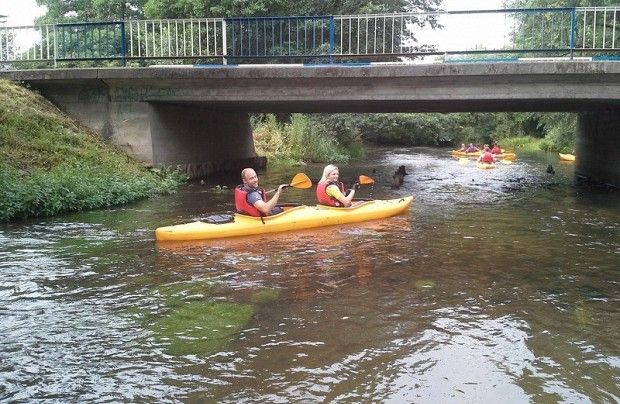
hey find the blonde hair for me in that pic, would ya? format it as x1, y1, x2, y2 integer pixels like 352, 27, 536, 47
320, 164, 338, 182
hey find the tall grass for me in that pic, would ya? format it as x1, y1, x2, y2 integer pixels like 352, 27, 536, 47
0, 80, 186, 221
252, 114, 350, 164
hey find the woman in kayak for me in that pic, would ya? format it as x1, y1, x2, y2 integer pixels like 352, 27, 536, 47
491, 143, 502, 154
316, 164, 359, 207
235, 168, 287, 216
465, 143, 479, 153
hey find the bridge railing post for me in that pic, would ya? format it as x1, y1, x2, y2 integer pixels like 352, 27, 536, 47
120, 20, 126, 66
329, 16, 335, 64
570, 7, 577, 59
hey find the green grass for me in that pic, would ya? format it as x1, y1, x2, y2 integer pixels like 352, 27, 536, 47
0, 80, 186, 221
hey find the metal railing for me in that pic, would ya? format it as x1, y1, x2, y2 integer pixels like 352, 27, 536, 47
1, 7, 619, 67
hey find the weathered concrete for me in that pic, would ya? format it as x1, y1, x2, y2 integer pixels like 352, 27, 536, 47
1, 61, 619, 183
149, 103, 263, 177
576, 110, 620, 187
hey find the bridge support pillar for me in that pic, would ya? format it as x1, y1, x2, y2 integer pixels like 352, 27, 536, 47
576, 109, 620, 188
149, 103, 265, 179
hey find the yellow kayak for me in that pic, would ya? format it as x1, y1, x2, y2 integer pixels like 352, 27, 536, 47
155, 196, 413, 241
452, 151, 516, 160
476, 162, 496, 169
559, 153, 575, 161
451, 150, 481, 157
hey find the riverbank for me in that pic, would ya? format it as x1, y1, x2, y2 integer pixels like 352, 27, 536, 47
0, 80, 186, 222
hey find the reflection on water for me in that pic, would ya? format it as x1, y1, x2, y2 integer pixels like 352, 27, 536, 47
1, 147, 618, 402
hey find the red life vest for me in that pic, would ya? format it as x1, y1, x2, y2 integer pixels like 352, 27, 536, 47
316, 180, 346, 207
480, 151, 495, 163
234, 185, 265, 217
491, 146, 501, 154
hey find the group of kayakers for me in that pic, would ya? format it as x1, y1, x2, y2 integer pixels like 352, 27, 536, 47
235, 165, 358, 217
458, 143, 503, 164
459, 142, 502, 155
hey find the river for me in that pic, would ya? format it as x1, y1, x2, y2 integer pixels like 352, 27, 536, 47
1, 147, 618, 402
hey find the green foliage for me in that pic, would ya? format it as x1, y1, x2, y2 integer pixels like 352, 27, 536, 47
308, 113, 462, 147
0, 79, 186, 221
142, 0, 441, 18
36, 0, 147, 23
252, 114, 350, 163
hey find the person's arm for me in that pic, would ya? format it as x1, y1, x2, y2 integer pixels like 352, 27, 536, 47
327, 184, 355, 207
253, 184, 286, 214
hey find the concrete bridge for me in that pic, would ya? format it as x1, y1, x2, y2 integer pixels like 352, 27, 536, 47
1, 61, 619, 186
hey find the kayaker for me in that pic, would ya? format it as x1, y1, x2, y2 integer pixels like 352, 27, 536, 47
477, 147, 496, 164
465, 143, 479, 153
491, 144, 502, 154
235, 168, 287, 216
316, 164, 358, 207
459, 143, 467, 152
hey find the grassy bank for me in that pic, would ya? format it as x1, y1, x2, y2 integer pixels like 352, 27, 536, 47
252, 114, 363, 165
0, 80, 186, 222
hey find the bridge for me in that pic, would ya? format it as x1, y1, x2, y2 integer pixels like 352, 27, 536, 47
1, 8, 620, 186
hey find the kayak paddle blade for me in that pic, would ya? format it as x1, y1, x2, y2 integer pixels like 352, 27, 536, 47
359, 175, 375, 185
290, 173, 312, 189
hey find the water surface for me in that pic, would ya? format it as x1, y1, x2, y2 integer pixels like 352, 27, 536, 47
1, 147, 618, 402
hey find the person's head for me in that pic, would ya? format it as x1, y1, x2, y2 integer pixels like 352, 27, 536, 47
321, 164, 339, 182
469, 143, 474, 147
241, 168, 259, 188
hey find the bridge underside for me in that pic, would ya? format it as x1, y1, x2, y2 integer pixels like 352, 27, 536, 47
2, 62, 619, 184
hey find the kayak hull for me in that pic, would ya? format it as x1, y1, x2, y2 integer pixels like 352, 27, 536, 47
155, 196, 413, 241
452, 150, 516, 160
476, 162, 496, 169
559, 153, 575, 161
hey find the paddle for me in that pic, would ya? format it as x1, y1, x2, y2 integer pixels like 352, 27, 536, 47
358, 175, 375, 185
458, 157, 469, 165
265, 173, 312, 194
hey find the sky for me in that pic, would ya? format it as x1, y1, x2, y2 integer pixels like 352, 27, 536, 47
1, 0, 506, 26
0, 0, 47, 26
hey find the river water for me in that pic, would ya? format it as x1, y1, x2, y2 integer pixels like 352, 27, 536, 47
1, 147, 618, 402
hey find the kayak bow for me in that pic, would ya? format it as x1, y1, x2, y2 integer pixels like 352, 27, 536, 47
155, 196, 413, 241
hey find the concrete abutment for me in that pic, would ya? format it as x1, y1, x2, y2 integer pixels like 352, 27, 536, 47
30, 80, 265, 179
576, 110, 620, 188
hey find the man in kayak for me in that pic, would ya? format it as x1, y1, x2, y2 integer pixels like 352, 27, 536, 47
235, 168, 287, 216
491, 143, 502, 154
477, 146, 497, 164
316, 164, 358, 207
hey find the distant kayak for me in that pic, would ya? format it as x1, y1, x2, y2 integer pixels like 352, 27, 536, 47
559, 153, 575, 161
155, 197, 413, 241
452, 150, 516, 160
451, 150, 481, 157
476, 162, 496, 169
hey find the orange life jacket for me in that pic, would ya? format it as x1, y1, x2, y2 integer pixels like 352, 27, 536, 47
316, 180, 346, 207
234, 185, 265, 216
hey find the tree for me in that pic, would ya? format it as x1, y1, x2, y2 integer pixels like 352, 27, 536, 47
35, 0, 147, 23
142, 0, 442, 19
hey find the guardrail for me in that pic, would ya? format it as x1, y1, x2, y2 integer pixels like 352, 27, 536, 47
1, 7, 619, 67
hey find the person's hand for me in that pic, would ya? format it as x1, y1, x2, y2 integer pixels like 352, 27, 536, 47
277, 184, 288, 192
353, 183, 360, 190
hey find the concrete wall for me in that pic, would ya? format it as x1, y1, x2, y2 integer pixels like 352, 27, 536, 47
576, 110, 620, 187
149, 103, 263, 177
